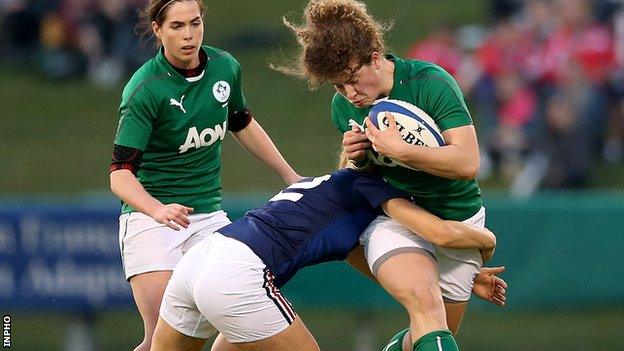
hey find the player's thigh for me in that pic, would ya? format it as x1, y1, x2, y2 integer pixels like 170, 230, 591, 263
192, 234, 297, 344
436, 207, 486, 303
119, 211, 231, 281
234, 316, 319, 351
130, 271, 172, 329
360, 216, 445, 316
160, 239, 218, 340
211, 334, 240, 351
119, 212, 194, 280
375, 251, 442, 310
359, 215, 435, 276
151, 316, 207, 351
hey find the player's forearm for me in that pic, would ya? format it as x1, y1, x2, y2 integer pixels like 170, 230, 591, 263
437, 221, 496, 249
393, 125, 479, 179
383, 198, 450, 246
232, 119, 300, 184
383, 198, 494, 249
110, 169, 162, 217
395, 143, 479, 180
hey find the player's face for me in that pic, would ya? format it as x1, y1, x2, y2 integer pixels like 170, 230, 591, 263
330, 53, 388, 108
153, 0, 204, 69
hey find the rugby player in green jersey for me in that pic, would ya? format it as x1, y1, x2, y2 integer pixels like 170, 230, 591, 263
278, 1, 506, 350
109, 1, 300, 350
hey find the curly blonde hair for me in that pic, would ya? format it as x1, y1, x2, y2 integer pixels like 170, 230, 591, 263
276, 0, 391, 88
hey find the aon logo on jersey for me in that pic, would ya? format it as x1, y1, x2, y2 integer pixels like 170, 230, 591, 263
179, 121, 227, 153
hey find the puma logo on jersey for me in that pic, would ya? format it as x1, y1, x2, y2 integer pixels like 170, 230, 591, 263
170, 95, 187, 114
348, 118, 365, 132
179, 121, 228, 153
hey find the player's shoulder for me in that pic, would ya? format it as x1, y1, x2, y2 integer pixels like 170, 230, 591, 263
203, 45, 241, 69
391, 53, 453, 82
121, 56, 169, 103
404, 58, 456, 86
399, 57, 464, 101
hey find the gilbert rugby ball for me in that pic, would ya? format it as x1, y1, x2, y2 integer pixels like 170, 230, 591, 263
368, 99, 444, 170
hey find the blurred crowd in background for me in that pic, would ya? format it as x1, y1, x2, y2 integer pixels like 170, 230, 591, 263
409, 0, 624, 195
0, 0, 149, 86
1, 0, 623, 195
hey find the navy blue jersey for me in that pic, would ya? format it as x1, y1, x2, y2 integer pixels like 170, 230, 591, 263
219, 169, 408, 287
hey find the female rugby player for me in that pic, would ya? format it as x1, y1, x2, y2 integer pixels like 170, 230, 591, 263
109, 1, 299, 350
277, 1, 496, 349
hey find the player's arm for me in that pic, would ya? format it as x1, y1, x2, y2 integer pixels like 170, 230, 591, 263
365, 114, 479, 180
346, 249, 507, 305
230, 113, 301, 185
380, 197, 495, 256
109, 145, 193, 231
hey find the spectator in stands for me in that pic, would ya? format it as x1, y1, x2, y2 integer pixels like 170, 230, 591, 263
537, 0, 615, 154
405, 23, 463, 76
541, 92, 592, 188
0, 0, 41, 64
604, 0, 624, 163
76, 0, 147, 86
470, 9, 537, 178
490, 70, 537, 179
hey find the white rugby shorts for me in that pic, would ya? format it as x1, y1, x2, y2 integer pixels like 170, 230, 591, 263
118, 210, 231, 280
159, 232, 295, 343
360, 207, 486, 302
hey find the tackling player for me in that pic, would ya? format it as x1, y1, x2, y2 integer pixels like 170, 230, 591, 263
149, 169, 499, 351
277, 0, 498, 350
109, 1, 299, 351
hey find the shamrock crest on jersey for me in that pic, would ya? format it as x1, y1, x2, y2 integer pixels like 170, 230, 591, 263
213, 81, 230, 103
170, 95, 187, 114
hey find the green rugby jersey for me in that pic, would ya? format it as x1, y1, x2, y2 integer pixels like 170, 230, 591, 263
114, 45, 246, 214
332, 54, 482, 220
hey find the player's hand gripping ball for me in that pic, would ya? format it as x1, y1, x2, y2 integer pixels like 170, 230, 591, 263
366, 99, 445, 170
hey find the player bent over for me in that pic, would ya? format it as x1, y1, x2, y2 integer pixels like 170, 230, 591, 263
150, 169, 499, 351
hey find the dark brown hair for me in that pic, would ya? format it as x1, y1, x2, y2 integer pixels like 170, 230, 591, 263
275, 0, 391, 88
136, 0, 205, 47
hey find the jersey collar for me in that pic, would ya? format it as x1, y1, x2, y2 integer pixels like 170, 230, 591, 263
157, 46, 209, 83
371, 54, 405, 105
386, 53, 407, 98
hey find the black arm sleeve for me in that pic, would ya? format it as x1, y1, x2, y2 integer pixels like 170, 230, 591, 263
228, 108, 253, 132
110, 144, 143, 174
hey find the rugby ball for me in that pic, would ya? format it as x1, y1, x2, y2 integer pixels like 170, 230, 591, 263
367, 99, 445, 170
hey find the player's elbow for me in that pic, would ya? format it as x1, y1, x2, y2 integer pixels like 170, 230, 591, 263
109, 170, 128, 196
109, 173, 120, 195
458, 167, 478, 180
455, 160, 479, 180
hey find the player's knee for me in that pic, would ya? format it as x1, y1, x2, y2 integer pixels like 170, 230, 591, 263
395, 284, 444, 316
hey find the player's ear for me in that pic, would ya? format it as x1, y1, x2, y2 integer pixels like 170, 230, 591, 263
152, 21, 161, 39
371, 52, 382, 70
